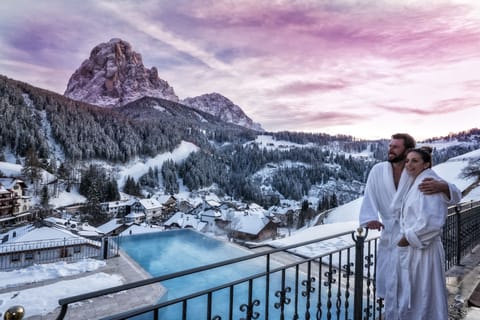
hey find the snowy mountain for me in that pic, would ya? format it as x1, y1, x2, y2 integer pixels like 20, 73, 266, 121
64, 38, 179, 107
64, 39, 262, 131
182, 93, 263, 131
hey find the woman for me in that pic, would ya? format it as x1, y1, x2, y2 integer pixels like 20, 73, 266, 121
396, 146, 449, 319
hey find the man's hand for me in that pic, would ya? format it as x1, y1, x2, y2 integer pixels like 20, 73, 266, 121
366, 220, 384, 231
397, 236, 409, 247
418, 177, 449, 196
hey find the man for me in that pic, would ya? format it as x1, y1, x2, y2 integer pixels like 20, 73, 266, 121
359, 133, 461, 319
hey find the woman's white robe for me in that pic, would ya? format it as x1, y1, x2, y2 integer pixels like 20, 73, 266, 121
359, 162, 460, 319
397, 168, 449, 320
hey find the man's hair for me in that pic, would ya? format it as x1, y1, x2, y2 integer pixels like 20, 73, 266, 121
391, 133, 416, 149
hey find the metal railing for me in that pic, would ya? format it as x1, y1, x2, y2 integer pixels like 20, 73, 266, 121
47, 200, 479, 319
0, 236, 118, 270
443, 200, 480, 270
56, 229, 382, 320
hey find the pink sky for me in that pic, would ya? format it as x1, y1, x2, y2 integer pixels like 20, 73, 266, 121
1, 0, 479, 140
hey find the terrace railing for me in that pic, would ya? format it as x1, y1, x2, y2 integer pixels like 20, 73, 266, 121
56, 228, 383, 320
0, 236, 118, 270
443, 200, 480, 270
48, 200, 480, 319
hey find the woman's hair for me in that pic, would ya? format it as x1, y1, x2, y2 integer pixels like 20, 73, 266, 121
407, 146, 433, 168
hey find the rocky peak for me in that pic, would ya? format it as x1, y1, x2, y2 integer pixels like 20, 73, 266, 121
182, 93, 263, 131
64, 38, 178, 107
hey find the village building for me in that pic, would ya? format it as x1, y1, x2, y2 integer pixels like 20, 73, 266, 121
164, 212, 206, 231
0, 225, 103, 270
0, 178, 33, 229
223, 204, 279, 242
129, 198, 162, 223
100, 200, 130, 218
154, 195, 177, 220
97, 219, 129, 237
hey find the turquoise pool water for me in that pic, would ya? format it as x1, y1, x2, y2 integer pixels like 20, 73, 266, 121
119, 229, 346, 319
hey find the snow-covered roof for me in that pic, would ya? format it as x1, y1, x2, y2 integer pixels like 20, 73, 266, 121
232, 212, 271, 235
120, 224, 163, 236
97, 219, 124, 234
205, 199, 221, 207
10, 227, 81, 243
0, 177, 25, 190
0, 161, 22, 177
0, 226, 101, 253
201, 209, 222, 218
155, 195, 174, 204
164, 212, 207, 231
137, 198, 162, 210
125, 212, 145, 218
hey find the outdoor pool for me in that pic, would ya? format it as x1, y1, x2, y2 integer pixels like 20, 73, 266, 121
119, 229, 347, 319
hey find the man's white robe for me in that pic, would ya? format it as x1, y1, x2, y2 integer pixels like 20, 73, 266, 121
358, 162, 460, 319
396, 168, 449, 320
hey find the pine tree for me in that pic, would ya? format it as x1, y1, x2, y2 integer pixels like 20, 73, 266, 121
40, 185, 50, 208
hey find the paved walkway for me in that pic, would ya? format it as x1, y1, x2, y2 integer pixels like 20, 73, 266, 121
446, 244, 480, 320
24, 252, 166, 320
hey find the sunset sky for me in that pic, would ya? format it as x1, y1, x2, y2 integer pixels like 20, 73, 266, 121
1, 0, 479, 140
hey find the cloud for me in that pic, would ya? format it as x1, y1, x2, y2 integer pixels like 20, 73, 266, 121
255, 102, 368, 132
269, 80, 351, 96
376, 97, 479, 116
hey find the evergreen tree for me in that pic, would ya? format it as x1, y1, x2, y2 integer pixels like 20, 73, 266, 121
123, 175, 142, 197
22, 147, 41, 183
162, 160, 179, 195
40, 185, 50, 208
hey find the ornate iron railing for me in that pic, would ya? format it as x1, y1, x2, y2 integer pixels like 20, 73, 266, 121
56, 228, 381, 320
51, 200, 480, 320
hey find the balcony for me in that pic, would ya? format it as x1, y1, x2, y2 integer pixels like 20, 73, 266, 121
6, 201, 480, 320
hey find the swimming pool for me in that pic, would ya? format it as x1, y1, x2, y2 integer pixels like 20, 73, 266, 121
119, 229, 349, 319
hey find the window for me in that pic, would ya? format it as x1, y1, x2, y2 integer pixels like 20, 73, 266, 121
73, 246, 81, 253
25, 252, 34, 260
11, 253, 20, 262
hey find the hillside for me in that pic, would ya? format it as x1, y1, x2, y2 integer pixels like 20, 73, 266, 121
1, 74, 480, 210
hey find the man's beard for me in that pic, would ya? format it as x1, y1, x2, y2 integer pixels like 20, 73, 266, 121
388, 153, 405, 163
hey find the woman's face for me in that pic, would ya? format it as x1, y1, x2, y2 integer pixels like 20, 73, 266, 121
405, 151, 429, 178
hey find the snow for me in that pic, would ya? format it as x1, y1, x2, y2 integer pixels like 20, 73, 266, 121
246, 134, 315, 151
115, 140, 198, 185
49, 186, 86, 208
0, 143, 479, 318
0, 259, 106, 289
0, 259, 123, 317
120, 223, 164, 236
268, 221, 380, 257
0, 161, 22, 177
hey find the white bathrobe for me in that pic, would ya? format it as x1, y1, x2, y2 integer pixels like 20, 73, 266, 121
396, 168, 449, 320
359, 162, 412, 318
359, 162, 461, 319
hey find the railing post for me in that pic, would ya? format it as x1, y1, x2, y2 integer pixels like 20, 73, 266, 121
353, 227, 366, 320
455, 206, 462, 266
103, 237, 108, 260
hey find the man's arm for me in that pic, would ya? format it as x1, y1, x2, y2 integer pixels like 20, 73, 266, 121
418, 178, 462, 204
359, 165, 384, 230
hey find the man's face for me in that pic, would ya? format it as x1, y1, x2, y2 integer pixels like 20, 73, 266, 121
388, 138, 407, 163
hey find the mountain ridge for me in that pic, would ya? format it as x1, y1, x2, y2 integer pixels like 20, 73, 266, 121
64, 38, 261, 131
